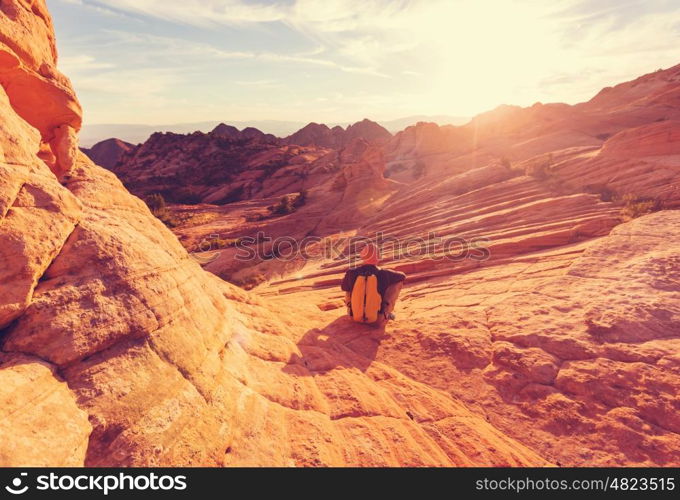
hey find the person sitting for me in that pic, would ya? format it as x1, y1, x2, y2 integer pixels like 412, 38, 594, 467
341, 243, 405, 325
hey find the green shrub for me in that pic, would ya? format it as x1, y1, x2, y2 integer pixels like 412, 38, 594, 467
620, 194, 658, 220
268, 190, 307, 216
525, 153, 554, 179
294, 188, 308, 208
521, 153, 575, 194
269, 196, 295, 215
155, 210, 181, 228
584, 184, 615, 202
145, 193, 181, 227
145, 193, 165, 212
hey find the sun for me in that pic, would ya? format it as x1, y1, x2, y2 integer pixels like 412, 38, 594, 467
411, 1, 570, 115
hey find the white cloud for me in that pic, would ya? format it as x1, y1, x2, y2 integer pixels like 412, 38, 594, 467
91, 0, 288, 26
59, 54, 115, 72
60, 0, 680, 122
74, 29, 388, 77
87, 1, 679, 79
56, 0, 131, 18
233, 79, 280, 88
70, 67, 176, 97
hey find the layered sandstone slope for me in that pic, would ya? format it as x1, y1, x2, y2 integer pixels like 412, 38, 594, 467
555, 120, 680, 208
260, 205, 680, 466
164, 67, 680, 465
159, 128, 680, 466
364, 210, 680, 466
387, 64, 680, 182
0, 0, 546, 467
259, 84, 680, 465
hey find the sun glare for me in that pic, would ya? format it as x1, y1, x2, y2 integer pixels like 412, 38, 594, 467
415, 1, 567, 114
51, 0, 680, 124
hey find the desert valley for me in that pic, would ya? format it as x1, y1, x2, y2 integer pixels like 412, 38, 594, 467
1, 0, 680, 468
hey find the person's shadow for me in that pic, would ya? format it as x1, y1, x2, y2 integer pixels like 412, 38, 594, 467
282, 315, 388, 376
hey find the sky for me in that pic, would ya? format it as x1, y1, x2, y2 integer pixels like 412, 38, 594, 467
48, 0, 680, 127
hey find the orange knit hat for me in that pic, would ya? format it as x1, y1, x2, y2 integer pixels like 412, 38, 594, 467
360, 243, 380, 265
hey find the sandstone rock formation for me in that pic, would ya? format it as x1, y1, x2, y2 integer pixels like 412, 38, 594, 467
2, 0, 679, 468
208, 123, 278, 143
210, 122, 240, 139
386, 64, 680, 185
111, 128, 296, 203
109, 118, 395, 207
0, 353, 90, 466
163, 65, 680, 466
112, 120, 392, 198
0, 0, 553, 467
109, 125, 347, 204
388, 121, 475, 160
81, 137, 134, 169
285, 119, 391, 148
0, 0, 81, 178
284, 122, 343, 148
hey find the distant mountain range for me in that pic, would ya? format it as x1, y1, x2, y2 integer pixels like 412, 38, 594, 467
379, 115, 471, 133
79, 115, 470, 147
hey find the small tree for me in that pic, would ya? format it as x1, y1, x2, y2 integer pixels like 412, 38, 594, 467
269, 195, 294, 215
269, 190, 307, 215
293, 189, 308, 208
146, 193, 166, 213
145, 193, 180, 227
620, 194, 658, 220
525, 153, 554, 179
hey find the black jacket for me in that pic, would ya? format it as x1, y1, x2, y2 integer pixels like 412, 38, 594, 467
341, 265, 406, 297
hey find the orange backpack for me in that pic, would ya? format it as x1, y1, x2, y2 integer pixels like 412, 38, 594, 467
350, 271, 382, 323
